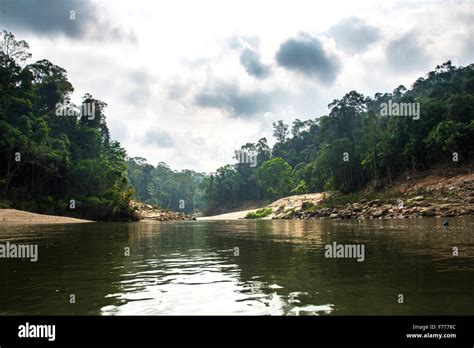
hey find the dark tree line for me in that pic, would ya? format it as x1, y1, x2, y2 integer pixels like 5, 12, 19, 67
126, 157, 207, 214
0, 31, 134, 220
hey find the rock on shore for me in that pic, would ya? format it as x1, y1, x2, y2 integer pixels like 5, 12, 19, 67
272, 172, 474, 220
279, 197, 473, 220
132, 202, 196, 221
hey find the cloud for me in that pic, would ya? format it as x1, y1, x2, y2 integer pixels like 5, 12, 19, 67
0, 0, 135, 42
276, 33, 341, 84
228, 35, 260, 50
108, 120, 129, 143
194, 82, 272, 118
327, 17, 381, 54
125, 88, 152, 106
239, 48, 271, 79
123, 70, 153, 105
229, 36, 271, 79
143, 129, 176, 148
167, 82, 189, 100
386, 31, 431, 72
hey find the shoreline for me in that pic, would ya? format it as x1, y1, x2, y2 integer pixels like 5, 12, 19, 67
0, 209, 93, 224
197, 209, 258, 220
277, 198, 474, 220
201, 169, 474, 221
199, 198, 473, 221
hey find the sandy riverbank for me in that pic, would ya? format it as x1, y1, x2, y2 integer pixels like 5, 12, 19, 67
197, 209, 258, 220
198, 193, 328, 220
0, 209, 93, 224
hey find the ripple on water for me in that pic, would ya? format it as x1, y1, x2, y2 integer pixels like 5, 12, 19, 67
287, 304, 334, 316
1, 218, 472, 315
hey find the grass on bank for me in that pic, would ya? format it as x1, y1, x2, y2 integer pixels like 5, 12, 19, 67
245, 208, 273, 219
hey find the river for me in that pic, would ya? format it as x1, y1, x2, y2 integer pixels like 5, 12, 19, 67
0, 218, 473, 315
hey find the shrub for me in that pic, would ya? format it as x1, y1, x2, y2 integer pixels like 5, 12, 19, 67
245, 208, 273, 219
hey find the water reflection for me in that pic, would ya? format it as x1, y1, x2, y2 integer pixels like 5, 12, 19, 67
0, 218, 472, 315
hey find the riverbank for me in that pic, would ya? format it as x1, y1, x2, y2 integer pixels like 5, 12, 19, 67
200, 166, 473, 221
199, 193, 327, 220
197, 209, 258, 220
3, 168, 470, 223
0, 202, 196, 223
133, 201, 196, 221
0, 203, 196, 224
0, 209, 93, 224
277, 169, 473, 220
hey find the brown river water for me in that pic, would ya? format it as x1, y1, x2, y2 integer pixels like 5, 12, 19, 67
0, 218, 473, 315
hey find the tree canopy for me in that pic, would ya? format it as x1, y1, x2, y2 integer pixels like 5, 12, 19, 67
0, 31, 134, 220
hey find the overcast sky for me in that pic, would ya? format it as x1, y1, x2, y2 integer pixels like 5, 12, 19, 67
1, 0, 472, 172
